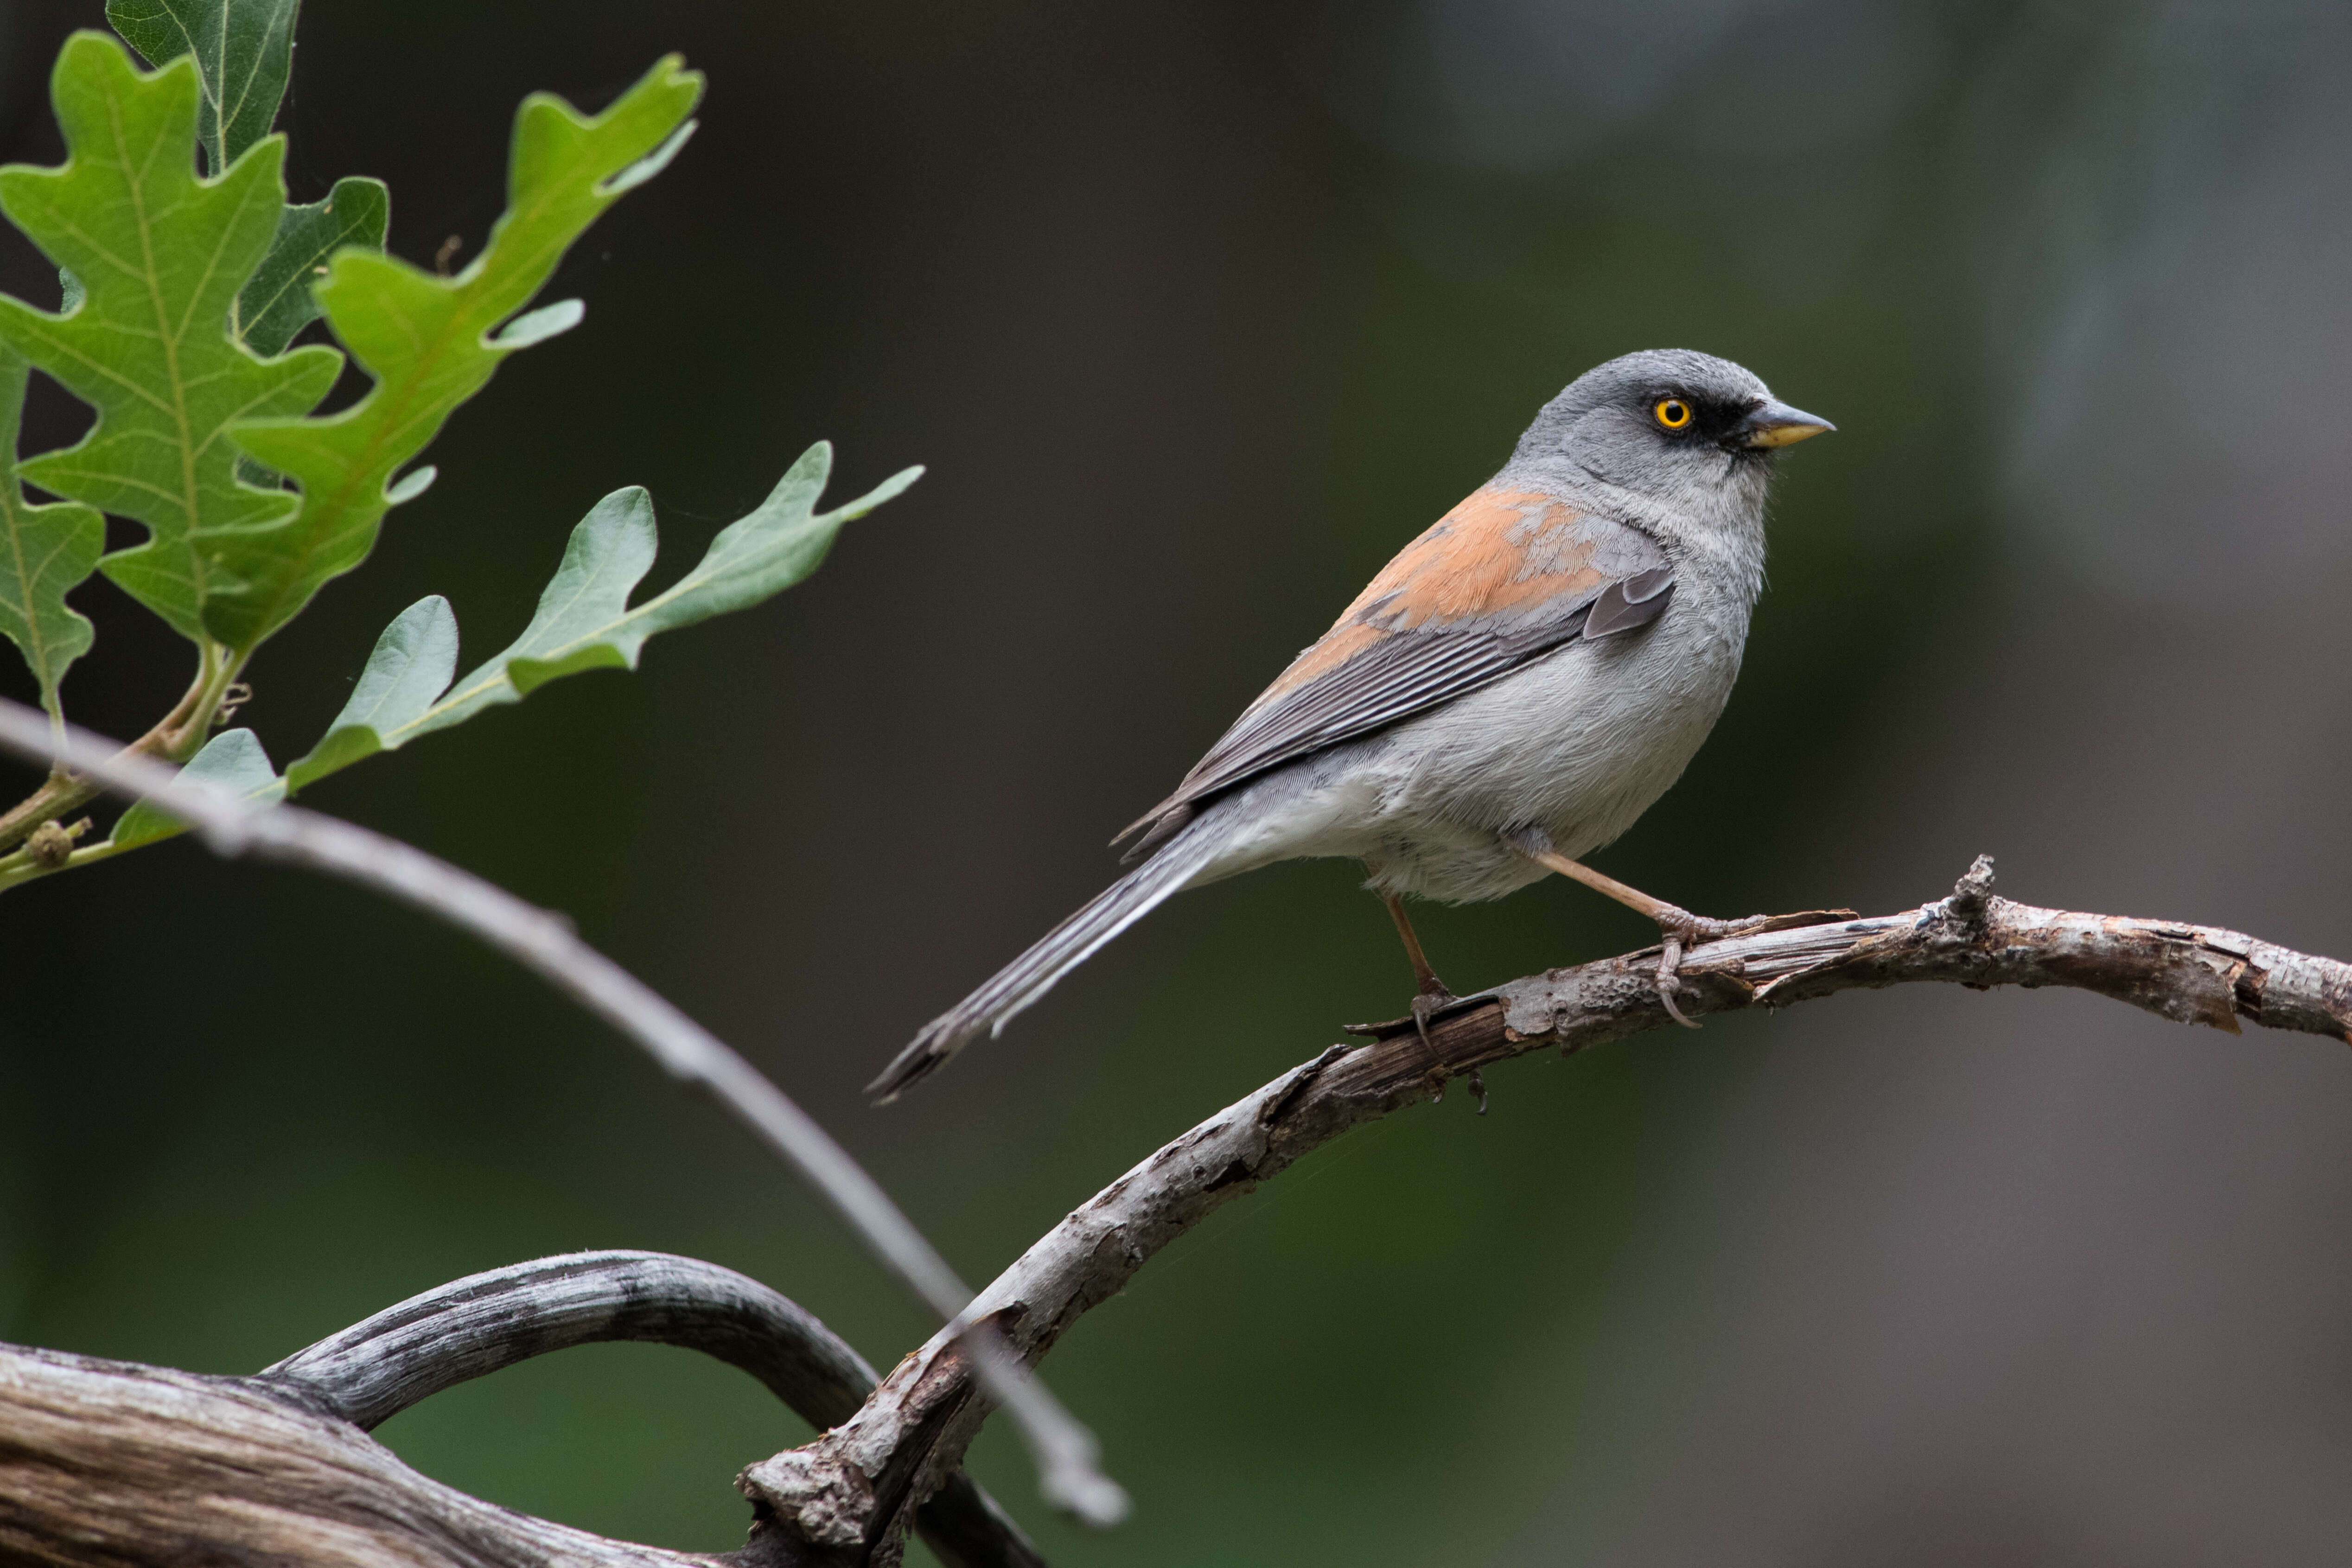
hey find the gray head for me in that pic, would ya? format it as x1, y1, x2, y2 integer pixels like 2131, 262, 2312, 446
1508, 349, 1831, 513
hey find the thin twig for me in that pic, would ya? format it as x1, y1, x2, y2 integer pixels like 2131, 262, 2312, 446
740, 854, 2352, 1553
0, 696, 1126, 1526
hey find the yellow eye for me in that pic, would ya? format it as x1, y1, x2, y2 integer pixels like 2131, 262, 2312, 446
1653, 397, 1693, 430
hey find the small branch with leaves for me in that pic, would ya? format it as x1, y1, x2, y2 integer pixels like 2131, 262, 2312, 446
0, 19, 910, 888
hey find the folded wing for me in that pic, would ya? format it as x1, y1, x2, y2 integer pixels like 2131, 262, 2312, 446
1118, 489, 1673, 861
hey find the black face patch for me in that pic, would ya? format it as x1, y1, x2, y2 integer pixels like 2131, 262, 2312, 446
1643, 388, 1760, 451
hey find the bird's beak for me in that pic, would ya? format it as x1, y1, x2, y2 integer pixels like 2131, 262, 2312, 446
1738, 400, 1835, 448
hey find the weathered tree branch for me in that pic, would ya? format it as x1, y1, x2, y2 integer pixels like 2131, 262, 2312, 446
0, 1252, 1040, 1568
0, 1341, 711, 1568
740, 856, 2352, 1561
0, 695, 1122, 1524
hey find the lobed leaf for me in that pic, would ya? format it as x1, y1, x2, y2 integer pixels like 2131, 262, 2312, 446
236, 176, 391, 358
105, 0, 299, 174
285, 443, 918, 790
111, 724, 284, 847
0, 343, 105, 717
109, 2, 391, 363
0, 35, 343, 644
107, 0, 389, 472
211, 57, 704, 652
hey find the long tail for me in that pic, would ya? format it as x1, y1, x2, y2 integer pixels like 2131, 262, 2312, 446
867, 817, 1228, 1103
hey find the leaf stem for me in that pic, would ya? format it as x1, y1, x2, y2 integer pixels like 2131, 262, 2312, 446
0, 638, 242, 857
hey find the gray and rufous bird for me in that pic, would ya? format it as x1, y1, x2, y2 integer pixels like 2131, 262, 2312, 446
871, 349, 1834, 1102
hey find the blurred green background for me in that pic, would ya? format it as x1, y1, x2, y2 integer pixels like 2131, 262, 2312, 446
5, 2, 2351, 1563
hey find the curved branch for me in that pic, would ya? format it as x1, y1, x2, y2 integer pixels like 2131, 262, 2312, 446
257, 1250, 1041, 1568
0, 696, 1121, 1525
742, 855, 2352, 1556
0, 1251, 1045, 1568
260, 1251, 880, 1432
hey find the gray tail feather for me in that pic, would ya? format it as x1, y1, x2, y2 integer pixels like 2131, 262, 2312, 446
867, 817, 1225, 1103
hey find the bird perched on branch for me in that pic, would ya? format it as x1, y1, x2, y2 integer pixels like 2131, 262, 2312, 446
871, 349, 1834, 1102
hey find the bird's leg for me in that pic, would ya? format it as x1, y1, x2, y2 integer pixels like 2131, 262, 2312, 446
1506, 834, 1776, 1031
1369, 869, 1461, 1100
1380, 888, 1452, 1003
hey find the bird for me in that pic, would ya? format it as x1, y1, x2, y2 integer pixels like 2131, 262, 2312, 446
870, 348, 1833, 1103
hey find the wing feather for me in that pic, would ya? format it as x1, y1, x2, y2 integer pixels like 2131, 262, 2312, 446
1117, 493, 1672, 859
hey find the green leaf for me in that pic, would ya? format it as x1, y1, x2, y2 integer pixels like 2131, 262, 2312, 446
105, 0, 299, 174
236, 176, 391, 357
0, 35, 343, 644
284, 593, 455, 790
210, 56, 704, 653
111, 725, 284, 848
283, 444, 917, 791
107, 3, 391, 364
0, 343, 105, 719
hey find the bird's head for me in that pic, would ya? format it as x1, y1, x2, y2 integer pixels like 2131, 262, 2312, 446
1513, 348, 1832, 511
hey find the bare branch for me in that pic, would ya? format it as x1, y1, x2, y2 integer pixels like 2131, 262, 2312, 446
741, 855, 2352, 1556
0, 696, 1123, 1525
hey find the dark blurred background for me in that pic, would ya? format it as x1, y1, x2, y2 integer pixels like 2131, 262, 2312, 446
5, 1, 2350, 1562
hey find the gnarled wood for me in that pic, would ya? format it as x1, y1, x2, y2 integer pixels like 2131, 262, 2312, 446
0, 1343, 711, 1568
0, 1252, 1042, 1568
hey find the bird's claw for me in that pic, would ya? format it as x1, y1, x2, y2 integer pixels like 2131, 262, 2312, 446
1649, 906, 1855, 1026
1652, 911, 1762, 1028
1409, 986, 1455, 1098
1655, 934, 1702, 1029
1409, 988, 1456, 1038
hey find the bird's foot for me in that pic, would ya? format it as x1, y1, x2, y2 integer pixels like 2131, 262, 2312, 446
1409, 983, 1455, 1042
1409, 980, 1456, 1099
1654, 932, 1700, 1028
1649, 905, 1855, 1029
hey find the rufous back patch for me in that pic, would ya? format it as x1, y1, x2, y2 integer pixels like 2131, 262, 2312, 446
1255, 488, 1602, 701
